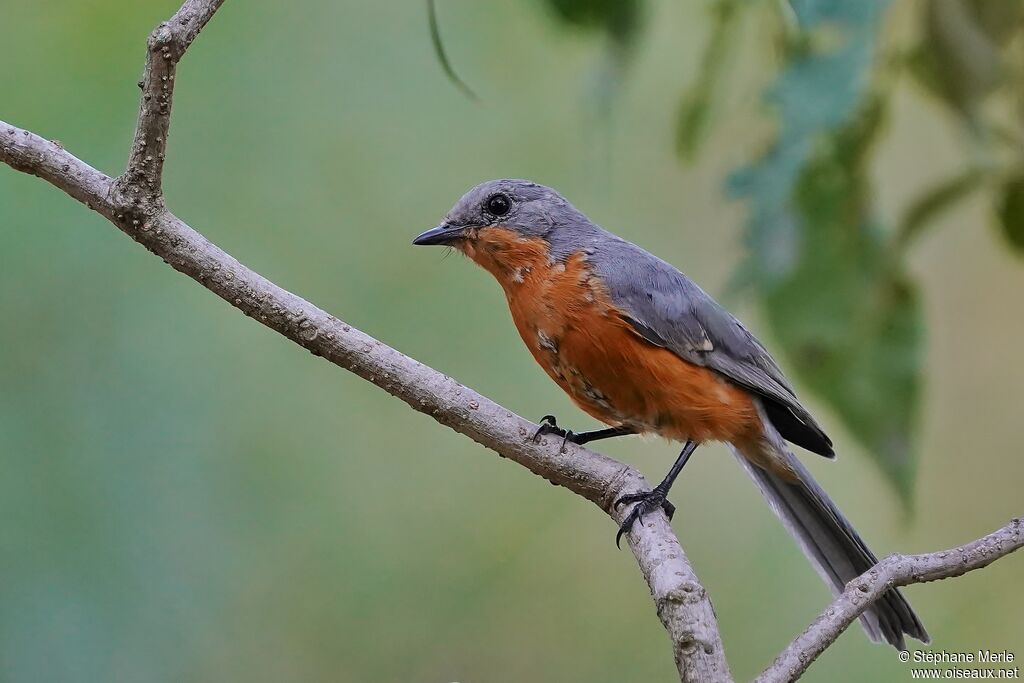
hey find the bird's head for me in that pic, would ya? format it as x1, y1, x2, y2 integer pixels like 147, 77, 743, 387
413, 179, 570, 245
413, 179, 592, 280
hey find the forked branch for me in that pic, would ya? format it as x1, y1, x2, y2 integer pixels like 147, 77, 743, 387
0, 3, 729, 680
757, 519, 1022, 683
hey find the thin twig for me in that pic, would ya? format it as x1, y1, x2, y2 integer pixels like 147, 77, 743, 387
121, 0, 225, 191
426, 0, 478, 100
755, 519, 1024, 683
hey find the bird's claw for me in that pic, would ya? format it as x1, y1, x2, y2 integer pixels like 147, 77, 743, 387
532, 415, 575, 452
614, 487, 676, 548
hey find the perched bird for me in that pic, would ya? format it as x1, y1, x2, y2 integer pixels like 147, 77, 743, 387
413, 179, 928, 649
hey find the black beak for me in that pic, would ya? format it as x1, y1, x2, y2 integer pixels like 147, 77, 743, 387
412, 222, 464, 246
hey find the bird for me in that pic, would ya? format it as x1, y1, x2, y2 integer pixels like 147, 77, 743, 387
412, 178, 929, 650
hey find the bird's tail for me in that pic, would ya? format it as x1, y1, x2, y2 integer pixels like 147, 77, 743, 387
730, 442, 930, 649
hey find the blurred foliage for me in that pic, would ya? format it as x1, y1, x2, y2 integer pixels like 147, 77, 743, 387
897, 168, 986, 250
428, 0, 1024, 500
909, 0, 1023, 119
726, 0, 926, 497
755, 95, 924, 497
998, 173, 1024, 252
538, 0, 645, 117
427, 0, 478, 100
905, 0, 1024, 258
541, 0, 643, 48
429, 0, 643, 116
722, 0, 1024, 498
675, 0, 742, 160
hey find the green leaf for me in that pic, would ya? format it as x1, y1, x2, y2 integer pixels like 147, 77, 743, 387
997, 174, 1024, 253
967, 0, 1024, 49
542, 0, 643, 47
728, 1, 925, 501
897, 168, 987, 250
728, 0, 891, 284
908, 0, 1021, 117
760, 110, 924, 501
675, 0, 742, 160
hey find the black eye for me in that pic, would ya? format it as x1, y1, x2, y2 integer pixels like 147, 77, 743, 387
485, 193, 511, 217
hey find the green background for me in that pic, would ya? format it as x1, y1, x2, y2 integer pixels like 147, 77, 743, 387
1, 1, 1021, 681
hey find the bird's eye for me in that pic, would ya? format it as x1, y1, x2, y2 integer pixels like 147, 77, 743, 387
485, 193, 511, 217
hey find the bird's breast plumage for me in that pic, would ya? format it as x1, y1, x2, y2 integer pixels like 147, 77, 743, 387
459, 227, 763, 446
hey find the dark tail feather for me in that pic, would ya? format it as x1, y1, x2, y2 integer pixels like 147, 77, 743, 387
730, 445, 930, 649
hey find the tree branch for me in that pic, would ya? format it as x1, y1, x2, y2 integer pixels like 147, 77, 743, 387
0, 125, 112, 209
0, 3, 730, 681
122, 0, 225, 191
756, 519, 1024, 683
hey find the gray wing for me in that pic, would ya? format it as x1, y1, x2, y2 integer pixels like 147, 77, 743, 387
589, 235, 834, 457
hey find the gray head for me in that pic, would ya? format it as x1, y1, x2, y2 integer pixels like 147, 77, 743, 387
412, 179, 590, 247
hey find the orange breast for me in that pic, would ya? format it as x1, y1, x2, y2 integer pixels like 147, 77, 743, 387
460, 229, 763, 446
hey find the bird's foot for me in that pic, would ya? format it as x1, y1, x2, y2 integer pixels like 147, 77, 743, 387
531, 414, 575, 452
614, 486, 676, 548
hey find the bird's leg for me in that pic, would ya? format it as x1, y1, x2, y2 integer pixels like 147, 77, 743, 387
614, 440, 699, 548
531, 415, 567, 443
532, 415, 635, 452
